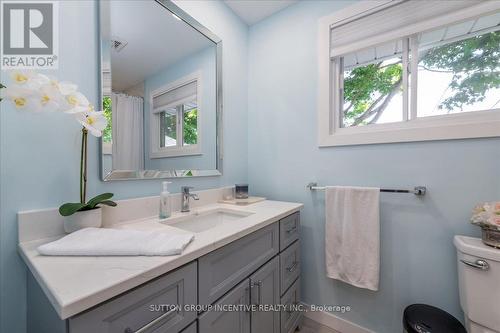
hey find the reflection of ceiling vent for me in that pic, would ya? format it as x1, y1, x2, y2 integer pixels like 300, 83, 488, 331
111, 36, 128, 52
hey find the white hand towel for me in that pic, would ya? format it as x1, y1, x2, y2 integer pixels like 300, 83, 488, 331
37, 228, 194, 256
325, 186, 380, 291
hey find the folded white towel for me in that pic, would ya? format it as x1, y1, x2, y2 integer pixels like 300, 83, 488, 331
325, 186, 380, 291
37, 228, 194, 256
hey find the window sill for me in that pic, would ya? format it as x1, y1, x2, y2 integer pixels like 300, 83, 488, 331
150, 146, 202, 158
320, 112, 500, 147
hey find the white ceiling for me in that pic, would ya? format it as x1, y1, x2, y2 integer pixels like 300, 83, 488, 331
106, 1, 214, 92
224, 0, 298, 25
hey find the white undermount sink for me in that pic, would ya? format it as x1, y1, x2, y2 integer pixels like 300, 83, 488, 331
160, 208, 254, 233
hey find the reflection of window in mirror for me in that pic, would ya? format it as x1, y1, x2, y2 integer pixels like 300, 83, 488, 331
159, 100, 198, 148
151, 72, 201, 158
102, 95, 113, 155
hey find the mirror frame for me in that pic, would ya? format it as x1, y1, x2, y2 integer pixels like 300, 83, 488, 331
98, 0, 223, 181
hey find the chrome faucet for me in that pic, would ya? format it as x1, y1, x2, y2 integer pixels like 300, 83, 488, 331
181, 186, 199, 212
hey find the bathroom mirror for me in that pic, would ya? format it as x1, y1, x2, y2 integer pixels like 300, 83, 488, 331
99, 0, 222, 181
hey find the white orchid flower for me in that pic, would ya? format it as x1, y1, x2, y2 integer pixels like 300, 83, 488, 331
32, 84, 65, 112
6, 70, 86, 113
57, 81, 78, 95
2, 70, 114, 210
3, 86, 35, 109
75, 108, 107, 137
64, 91, 90, 113
10, 70, 36, 84
32, 73, 51, 86
44, 76, 78, 96
9, 70, 43, 90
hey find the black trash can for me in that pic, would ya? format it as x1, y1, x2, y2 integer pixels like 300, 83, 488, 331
403, 304, 466, 333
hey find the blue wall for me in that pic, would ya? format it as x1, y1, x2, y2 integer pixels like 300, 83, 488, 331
144, 46, 217, 171
247, 1, 500, 332
0, 1, 248, 332
2, 1, 499, 333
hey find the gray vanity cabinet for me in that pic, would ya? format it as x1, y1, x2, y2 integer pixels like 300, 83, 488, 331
69, 262, 197, 333
28, 211, 301, 333
198, 212, 300, 333
199, 256, 280, 333
280, 278, 301, 333
279, 212, 300, 251
279, 240, 300, 295
198, 279, 251, 333
198, 223, 279, 306
250, 256, 280, 333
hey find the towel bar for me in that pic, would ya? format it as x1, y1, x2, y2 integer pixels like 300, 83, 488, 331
306, 182, 426, 196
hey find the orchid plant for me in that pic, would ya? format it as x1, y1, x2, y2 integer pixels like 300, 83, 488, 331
1, 70, 117, 216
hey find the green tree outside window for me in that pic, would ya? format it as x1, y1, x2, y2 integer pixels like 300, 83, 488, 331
343, 31, 500, 126
102, 96, 112, 143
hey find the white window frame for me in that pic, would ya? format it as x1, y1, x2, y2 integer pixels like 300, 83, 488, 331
318, 1, 500, 147
150, 71, 202, 158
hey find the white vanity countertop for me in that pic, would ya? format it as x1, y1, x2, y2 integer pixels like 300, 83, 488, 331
18, 200, 302, 320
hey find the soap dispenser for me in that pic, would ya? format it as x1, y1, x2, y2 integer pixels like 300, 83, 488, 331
159, 181, 172, 219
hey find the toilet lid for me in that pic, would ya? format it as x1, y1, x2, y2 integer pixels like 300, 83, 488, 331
403, 304, 466, 333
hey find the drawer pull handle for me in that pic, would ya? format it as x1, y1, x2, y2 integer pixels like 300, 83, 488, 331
124, 308, 176, 333
286, 261, 299, 273
460, 259, 489, 271
286, 226, 297, 234
251, 280, 263, 305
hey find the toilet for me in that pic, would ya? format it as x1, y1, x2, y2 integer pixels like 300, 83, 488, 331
454, 236, 500, 333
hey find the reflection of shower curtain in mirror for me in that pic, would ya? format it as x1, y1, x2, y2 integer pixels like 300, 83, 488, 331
111, 93, 144, 171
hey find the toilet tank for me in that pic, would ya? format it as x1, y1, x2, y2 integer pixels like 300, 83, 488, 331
454, 235, 500, 332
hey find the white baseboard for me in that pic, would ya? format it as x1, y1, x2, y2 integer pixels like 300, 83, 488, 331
302, 303, 375, 333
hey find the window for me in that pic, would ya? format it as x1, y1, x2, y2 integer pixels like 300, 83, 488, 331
150, 73, 201, 158
416, 29, 500, 118
318, 1, 500, 146
158, 100, 198, 148
339, 46, 405, 127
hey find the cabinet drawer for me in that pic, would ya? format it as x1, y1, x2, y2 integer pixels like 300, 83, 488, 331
198, 223, 279, 305
280, 278, 301, 333
279, 212, 299, 251
69, 262, 197, 333
279, 240, 300, 295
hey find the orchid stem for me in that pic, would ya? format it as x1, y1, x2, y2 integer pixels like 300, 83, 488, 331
80, 128, 88, 204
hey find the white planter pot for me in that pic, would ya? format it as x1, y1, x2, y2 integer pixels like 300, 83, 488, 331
64, 207, 102, 233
